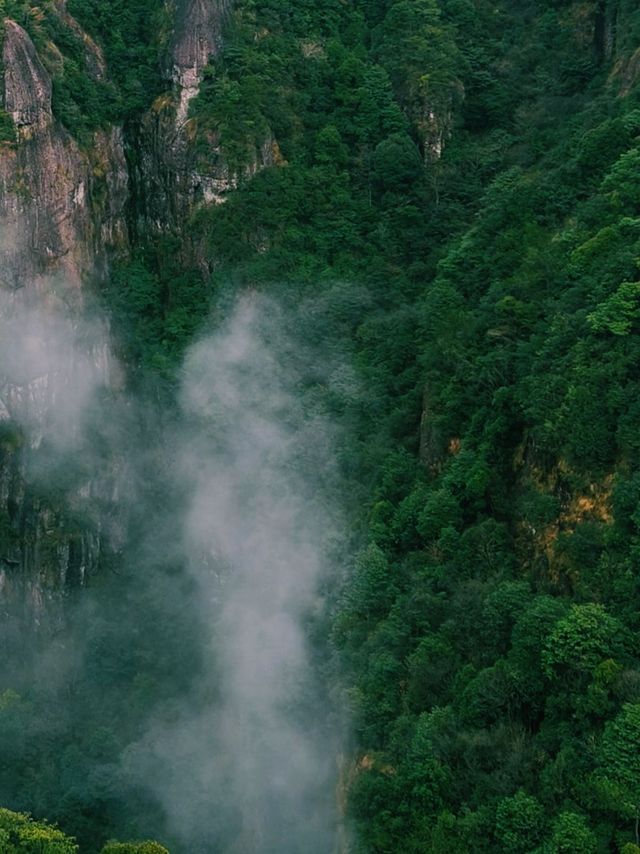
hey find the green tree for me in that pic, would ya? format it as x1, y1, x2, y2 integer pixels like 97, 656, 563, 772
494, 791, 546, 853
588, 281, 640, 336
595, 704, 640, 845
0, 808, 78, 854
374, 0, 460, 137
546, 812, 597, 854
542, 604, 628, 684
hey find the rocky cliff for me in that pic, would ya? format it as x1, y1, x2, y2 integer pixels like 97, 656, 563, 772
0, 16, 129, 290
132, 0, 279, 273
0, 1, 230, 631
133, 0, 232, 253
0, 0, 274, 631
0, 9, 125, 632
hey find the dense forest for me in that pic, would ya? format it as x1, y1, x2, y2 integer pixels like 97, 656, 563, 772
2, 0, 640, 851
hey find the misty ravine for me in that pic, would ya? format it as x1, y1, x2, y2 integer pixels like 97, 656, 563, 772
125, 295, 345, 853
0, 287, 346, 853
0, 0, 353, 848
4, 0, 640, 852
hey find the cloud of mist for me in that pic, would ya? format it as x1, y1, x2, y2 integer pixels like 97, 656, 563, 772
0, 281, 350, 853
0, 289, 111, 449
125, 293, 343, 853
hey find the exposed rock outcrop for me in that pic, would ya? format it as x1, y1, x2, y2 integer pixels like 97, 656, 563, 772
133, 0, 274, 271
0, 18, 129, 290
133, 0, 233, 259
0, 447, 102, 635
0, 15, 128, 627
0, 0, 264, 629
3, 19, 52, 131
171, 0, 231, 125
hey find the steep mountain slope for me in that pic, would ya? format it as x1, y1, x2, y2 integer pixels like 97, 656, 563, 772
0, 0, 229, 631
1, 0, 640, 852
0, 6, 126, 638
175, 1, 640, 851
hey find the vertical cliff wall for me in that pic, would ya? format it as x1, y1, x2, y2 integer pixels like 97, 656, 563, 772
133, 0, 232, 252
0, 0, 246, 632
0, 9, 128, 631
0, 18, 129, 289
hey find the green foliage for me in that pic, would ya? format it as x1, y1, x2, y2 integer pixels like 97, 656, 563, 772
495, 791, 546, 853
0, 808, 78, 853
588, 281, 640, 336
372, 0, 461, 137
0, 808, 168, 854
594, 703, 640, 834
9, 0, 640, 850
546, 812, 597, 854
0, 109, 15, 144
104, 247, 211, 380
542, 604, 629, 682
316, 0, 640, 848
65, 0, 166, 124
3, 0, 167, 138
0, 1, 30, 26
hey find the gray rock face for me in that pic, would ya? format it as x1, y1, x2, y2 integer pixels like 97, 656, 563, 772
0, 19, 129, 290
173, 0, 228, 67
134, 0, 233, 261
134, 0, 272, 271
0, 284, 119, 629
134, 0, 277, 274
0, 439, 102, 634
0, 0, 267, 629
171, 0, 230, 124
3, 20, 52, 130
0, 16, 128, 629
0, 126, 91, 289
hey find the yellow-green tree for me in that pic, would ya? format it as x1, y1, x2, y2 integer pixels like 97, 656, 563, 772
0, 808, 78, 854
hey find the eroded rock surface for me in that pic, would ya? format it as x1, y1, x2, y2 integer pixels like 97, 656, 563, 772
0, 15, 128, 626
134, 0, 232, 256
0, 19, 129, 290
172, 0, 231, 124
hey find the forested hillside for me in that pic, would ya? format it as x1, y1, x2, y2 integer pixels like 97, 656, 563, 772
2, 0, 640, 851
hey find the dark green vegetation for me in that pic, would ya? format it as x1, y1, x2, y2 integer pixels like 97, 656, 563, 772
104, 246, 211, 379
3, 0, 640, 851
0, 807, 167, 853
184, 1, 640, 851
0, 0, 166, 140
